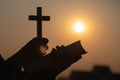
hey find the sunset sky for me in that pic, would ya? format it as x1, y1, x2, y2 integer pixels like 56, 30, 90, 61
0, 0, 120, 77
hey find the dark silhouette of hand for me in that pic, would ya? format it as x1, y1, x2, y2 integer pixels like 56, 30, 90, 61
9, 37, 49, 66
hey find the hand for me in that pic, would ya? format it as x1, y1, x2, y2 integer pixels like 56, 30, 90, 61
9, 37, 49, 66
20, 37, 49, 54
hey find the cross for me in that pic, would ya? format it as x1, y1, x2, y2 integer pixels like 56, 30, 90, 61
29, 7, 50, 38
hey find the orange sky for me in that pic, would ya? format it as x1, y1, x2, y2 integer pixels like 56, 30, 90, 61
0, 0, 120, 77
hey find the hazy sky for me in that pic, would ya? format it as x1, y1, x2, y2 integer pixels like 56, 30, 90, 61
0, 0, 120, 77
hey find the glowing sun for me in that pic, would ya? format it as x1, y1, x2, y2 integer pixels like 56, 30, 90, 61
74, 22, 84, 32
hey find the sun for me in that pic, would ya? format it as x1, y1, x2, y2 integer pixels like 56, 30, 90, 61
74, 22, 84, 32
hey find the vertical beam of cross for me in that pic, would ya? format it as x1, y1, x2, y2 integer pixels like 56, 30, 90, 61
29, 7, 50, 38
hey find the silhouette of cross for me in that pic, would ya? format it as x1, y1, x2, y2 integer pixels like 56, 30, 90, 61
29, 7, 50, 38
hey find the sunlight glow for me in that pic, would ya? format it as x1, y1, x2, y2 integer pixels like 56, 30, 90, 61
74, 22, 84, 32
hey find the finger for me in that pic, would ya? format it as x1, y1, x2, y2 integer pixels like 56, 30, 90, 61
56, 46, 61, 50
